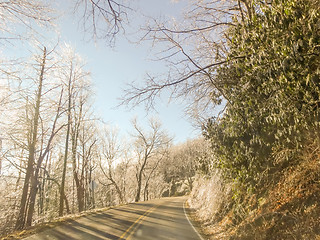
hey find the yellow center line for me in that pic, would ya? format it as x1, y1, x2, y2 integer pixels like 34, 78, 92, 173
118, 204, 159, 240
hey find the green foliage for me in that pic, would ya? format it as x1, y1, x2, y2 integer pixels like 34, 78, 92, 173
204, 0, 320, 188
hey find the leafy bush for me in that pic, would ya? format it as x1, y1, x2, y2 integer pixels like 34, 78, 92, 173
204, 0, 320, 190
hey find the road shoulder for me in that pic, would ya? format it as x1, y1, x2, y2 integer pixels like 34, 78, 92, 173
1, 205, 123, 240
184, 200, 208, 240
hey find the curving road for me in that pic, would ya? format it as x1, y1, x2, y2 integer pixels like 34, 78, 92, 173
24, 197, 204, 240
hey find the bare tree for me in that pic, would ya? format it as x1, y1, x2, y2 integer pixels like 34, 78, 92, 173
58, 45, 91, 216
142, 150, 168, 201
25, 88, 65, 227
162, 138, 212, 194
99, 126, 126, 204
121, 0, 251, 123
14, 46, 67, 229
0, 0, 55, 45
72, 113, 97, 212
74, 0, 130, 44
131, 118, 171, 202
15, 47, 47, 230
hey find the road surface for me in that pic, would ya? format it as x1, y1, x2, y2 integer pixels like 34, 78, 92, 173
24, 197, 204, 240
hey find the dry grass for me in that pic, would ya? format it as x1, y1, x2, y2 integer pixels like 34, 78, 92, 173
189, 141, 320, 239
188, 171, 234, 239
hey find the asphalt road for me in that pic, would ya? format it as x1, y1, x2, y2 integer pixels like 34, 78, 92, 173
24, 197, 204, 240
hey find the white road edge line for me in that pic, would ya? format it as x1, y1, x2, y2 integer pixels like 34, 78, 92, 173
183, 200, 205, 240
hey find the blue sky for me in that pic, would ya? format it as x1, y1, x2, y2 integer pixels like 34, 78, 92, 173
57, 0, 201, 143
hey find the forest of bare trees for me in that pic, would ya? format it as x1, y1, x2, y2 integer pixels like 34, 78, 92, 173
0, 0, 255, 236
0, 0, 208, 235
0, 49, 205, 231
2, 0, 318, 239
0, 2, 208, 233
0, 89, 204, 232
0, 43, 205, 233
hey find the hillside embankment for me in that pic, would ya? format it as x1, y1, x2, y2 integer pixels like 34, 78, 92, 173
188, 144, 320, 240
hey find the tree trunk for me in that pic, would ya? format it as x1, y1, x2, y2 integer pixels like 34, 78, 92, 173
39, 169, 45, 215
73, 174, 85, 212
25, 166, 40, 226
15, 47, 47, 230
15, 156, 34, 230
71, 107, 85, 212
64, 193, 70, 214
111, 178, 124, 204
135, 153, 149, 202
59, 120, 70, 216
135, 169, 143, 202
143, 155, 162, 202
72, 139, 85, 212
187, 176, 193, 191
27, 87, 63, 225
59, 67, 72, 216
143, 183, 149, 201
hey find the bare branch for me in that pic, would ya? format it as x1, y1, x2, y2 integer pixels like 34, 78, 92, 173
122, 0, 243, 122
74, 0, 131, 44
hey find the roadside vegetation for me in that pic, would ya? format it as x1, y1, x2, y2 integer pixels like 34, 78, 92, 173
123, 0, 320, 238
0, 0, 319, 239
187, 0, 320, 239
